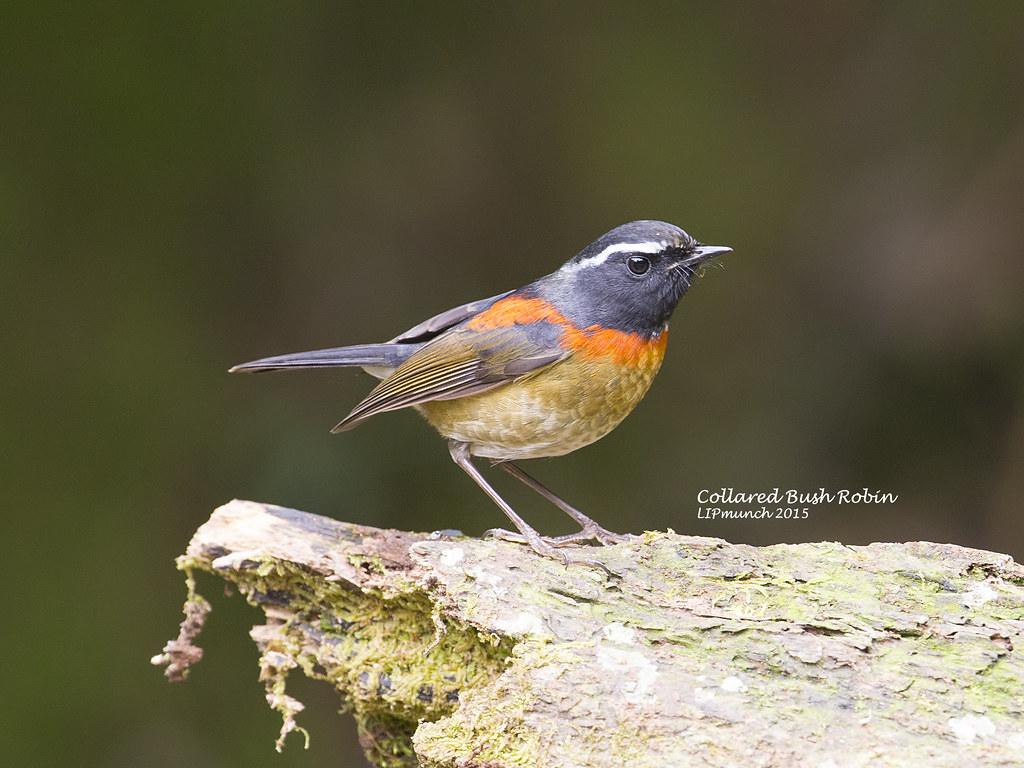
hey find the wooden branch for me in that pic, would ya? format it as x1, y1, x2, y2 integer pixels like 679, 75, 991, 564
154, 499, 1024, 767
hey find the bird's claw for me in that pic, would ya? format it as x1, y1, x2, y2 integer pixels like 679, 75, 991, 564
552, 526, 636, 546
482, 527, 625, 575
484, 526, 634, 548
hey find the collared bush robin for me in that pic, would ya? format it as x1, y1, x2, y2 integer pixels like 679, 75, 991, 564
231, 220, 730, 562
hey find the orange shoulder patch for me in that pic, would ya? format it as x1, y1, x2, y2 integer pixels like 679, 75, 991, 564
467, 296, 567, 330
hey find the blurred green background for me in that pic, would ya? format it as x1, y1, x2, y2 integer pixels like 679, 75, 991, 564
4, 2, 1023, 765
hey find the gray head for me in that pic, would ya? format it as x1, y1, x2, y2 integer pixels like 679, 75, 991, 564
535, 220, 731, 335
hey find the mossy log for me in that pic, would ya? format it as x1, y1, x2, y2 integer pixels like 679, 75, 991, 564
154, 499, 1024, 767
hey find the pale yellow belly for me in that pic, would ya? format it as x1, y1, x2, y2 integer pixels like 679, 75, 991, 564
417, 355, 663, 460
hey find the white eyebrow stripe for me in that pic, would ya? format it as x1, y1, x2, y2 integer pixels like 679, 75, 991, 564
561, 240, 668, 274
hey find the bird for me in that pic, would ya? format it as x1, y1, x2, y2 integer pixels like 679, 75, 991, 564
230, 220, 731, 563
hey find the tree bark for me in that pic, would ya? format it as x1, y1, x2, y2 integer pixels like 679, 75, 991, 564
154, 499, 1024, 767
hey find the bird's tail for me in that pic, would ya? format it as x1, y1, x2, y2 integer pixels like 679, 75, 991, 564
229, 343, 414, 373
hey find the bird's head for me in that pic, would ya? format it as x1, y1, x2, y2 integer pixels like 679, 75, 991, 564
544, 220, 731, 335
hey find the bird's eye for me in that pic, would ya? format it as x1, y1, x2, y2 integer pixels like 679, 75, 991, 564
627, 256, 651, 276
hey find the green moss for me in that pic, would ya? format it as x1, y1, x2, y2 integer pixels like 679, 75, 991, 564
357, 711, 419, 768
348, 552, 386, 576
966, 654, 1023, 716
178, 553, 513, 767
414, 687, 540, 768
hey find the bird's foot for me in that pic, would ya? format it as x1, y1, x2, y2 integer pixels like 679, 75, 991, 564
552, 524, 636, 547
483, 528, 620, 572
484, 526, 634, 548
482, 527, 529, 544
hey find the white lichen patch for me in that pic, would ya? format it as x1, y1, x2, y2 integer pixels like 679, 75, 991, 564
439, 547, 465, 567
601, 622, 637, 645
948, 714, 996, 745
494, 611, 549, 637
597, 646, 658, 704
960, 581, 999, 608
720, 675, 747, 693
211, 549, 264, 571
466, 565, 504, 589
693, 686, 716, 704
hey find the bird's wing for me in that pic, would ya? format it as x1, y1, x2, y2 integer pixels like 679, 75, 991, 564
331, 320, 566, 432
389, 290, 515, 344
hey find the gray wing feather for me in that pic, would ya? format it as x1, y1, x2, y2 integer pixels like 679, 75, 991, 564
388, 290, 514, 344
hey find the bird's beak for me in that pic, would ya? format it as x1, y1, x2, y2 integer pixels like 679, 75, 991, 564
680, 244, 733, 267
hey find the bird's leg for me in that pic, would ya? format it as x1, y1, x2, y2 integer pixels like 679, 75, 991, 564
447, 440, 569, 563
448, 443, 617, 573
494, 461, 635, 546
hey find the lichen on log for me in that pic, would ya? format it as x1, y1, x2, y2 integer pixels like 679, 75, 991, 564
155, 499, 1024, 767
